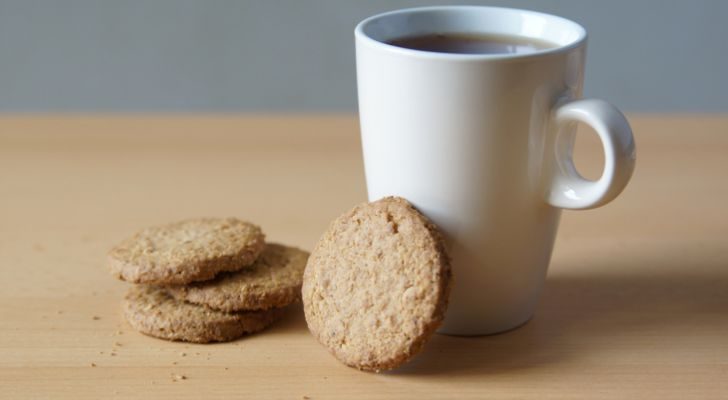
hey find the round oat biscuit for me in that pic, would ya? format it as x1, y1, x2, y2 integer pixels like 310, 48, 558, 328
109, 218, 265, 285
123, 285, 284, 343
302, 196, 452, 372
167, 243, 309, 312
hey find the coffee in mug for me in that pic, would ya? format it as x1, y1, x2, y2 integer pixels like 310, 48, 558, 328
386, 33, 556, 55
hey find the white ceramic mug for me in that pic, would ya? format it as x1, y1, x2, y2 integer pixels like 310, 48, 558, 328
355, 6, 636, 335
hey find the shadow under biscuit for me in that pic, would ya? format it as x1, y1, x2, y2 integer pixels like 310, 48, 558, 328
261, 302, 308, 335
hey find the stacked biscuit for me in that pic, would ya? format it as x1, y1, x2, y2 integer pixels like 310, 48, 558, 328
109, 218, 308, 343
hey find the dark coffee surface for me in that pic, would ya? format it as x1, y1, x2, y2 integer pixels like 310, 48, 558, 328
386, 32, 556, 55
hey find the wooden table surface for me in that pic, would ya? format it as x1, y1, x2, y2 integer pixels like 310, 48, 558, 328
1, 115, 726, 399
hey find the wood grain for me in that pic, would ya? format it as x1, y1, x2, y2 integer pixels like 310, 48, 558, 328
1, 115, 726, 399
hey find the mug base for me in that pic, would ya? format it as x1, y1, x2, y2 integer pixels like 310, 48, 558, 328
436, 313, 534, 336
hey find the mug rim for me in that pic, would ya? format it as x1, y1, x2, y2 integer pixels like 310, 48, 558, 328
355, 5, 588, 61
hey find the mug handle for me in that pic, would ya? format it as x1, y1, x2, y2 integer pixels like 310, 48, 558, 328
545, 98, 636, 209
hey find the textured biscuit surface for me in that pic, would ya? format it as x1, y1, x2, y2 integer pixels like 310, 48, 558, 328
123, 285, 284, 343
167, 243, 309, 311
109, 218, 265, 285
302, 196, 452, 372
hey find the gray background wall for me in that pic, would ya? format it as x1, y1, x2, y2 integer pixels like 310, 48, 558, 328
0, 0, 726, 112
